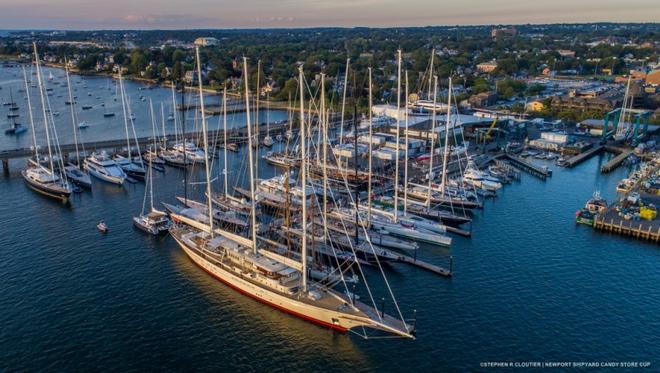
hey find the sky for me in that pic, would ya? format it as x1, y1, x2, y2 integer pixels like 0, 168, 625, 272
0, 0, 658, 29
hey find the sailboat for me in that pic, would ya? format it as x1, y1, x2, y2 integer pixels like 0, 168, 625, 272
114, 73, 146, 180
133, 153, 171, 235
4, 88, 26, 134
22, 45, 72, 201
63, 58, 92, 189
169, 53, 414, 338
262, 92, 274, 147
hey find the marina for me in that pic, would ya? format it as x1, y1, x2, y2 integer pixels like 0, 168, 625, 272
1, 40, 660, 370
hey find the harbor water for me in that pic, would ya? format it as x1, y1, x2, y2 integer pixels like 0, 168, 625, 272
1, 66, 659, 371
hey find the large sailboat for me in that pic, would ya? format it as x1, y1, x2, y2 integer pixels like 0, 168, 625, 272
22, 44, 72, 201
169, 52, 414, 338
62, 58, 92, 188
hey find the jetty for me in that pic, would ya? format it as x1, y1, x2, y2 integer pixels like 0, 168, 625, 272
593, 215, 660, 243
502, 153, 551, 179
601, 149, 633, 173
564, 145, 604, 168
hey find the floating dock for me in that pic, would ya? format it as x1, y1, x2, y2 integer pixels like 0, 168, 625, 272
601, 150, 633, 173
502, 154, 551, 179
564, 145, 604, 168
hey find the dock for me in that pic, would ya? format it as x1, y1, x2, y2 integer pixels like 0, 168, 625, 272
502, 154, 552, 179
377, 246, 452, 277
593, 216, 660, 243
564, 145, 604, 168
601, 150, 633, 173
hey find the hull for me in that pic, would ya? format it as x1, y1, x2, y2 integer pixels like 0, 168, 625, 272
87, 167, 124, 185
22, 171, 71, 201
174, 235, 358, 333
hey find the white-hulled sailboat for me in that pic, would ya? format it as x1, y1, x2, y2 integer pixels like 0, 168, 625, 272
63, 58, 92, 188
169, 53, 414, 338
22, 44, 72, 202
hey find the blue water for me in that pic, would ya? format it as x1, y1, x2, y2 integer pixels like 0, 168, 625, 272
1, 66, 659, 371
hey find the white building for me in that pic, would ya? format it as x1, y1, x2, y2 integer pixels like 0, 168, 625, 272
194, 37, 219, 47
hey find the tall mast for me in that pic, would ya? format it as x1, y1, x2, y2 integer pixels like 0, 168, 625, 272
367, 67, 373, 223
298, 66, 308, 292
339, 58, 350, 149
320, 73, 328, 243
180, 67, 187, 204
64, 58, 80, 166
254, 59, 260, 179
222, 85, 229, 197
170, 86, 178, 147
403, 70, 410, 215
160, 103, 166, 150
243, 57, 258, 255
149, 100, 158, 210
426, 76, 438, 207
33, 43, 55, 175
23, 67, 38, 160
440, 78, 453, 195
195, 47, 214, 237
393, 49, 402, 222
118, 72, 132, 161
428, 49, 434, 100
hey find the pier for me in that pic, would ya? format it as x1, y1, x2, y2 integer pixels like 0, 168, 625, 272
564, 145, 604, 168
601, 149, 633, 173
502, 153, 551, 179
593, 215, 660, 243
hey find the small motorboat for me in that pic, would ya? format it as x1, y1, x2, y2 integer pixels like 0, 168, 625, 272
97, 221, 108, 233
78, 121, 89, 129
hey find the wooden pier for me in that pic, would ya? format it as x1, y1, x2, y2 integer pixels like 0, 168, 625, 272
564, 145, 604, 168
502, 154, 551, 179
593, 216, 660, 243
601, 150, 633, 173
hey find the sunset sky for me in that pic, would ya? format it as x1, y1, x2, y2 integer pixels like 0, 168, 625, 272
0, 0, 658, 29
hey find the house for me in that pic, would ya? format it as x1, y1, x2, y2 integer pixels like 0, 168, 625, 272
468, 92, 497, 108
193, 37, 219, 47
557, 49, 576, 58
491, 27, 517, 39
476, 61, 498, 73
646, 70, 660, 86
526, 101, 545, 112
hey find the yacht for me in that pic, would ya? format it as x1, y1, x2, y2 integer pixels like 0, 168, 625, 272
84, 152, 126, 184
174, 141, 207, 163
463, 162, 502, 191
22, 161, 72, 201
113, 154, 146, 180
64, 164, 92, 188
134, 210, 171, 235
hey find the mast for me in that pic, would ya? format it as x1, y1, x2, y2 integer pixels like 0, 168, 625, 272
428, 49, 434, 100
440, 78, 453, 195
426, 76, 438, 207
298, 65, 308, 292
367, 67, 373, 223
254, 59, 260, 179
339, 58, 350, 149
403, 70, 410, 215
180, 66, 187, 204
149, 100, 159, 210
64, 58, 80, 166
195, 47, 214, 237
160, 103, 166, 151
118, 72, 132, 162
393, 49, 402, 222
222, 85, 229, 197
32, 43, 55, 175
353, 102, 359, 245
170, 86, 178, 147
23, 67, 38, 160
321, 73, 328, 243
243, 57, 258, 255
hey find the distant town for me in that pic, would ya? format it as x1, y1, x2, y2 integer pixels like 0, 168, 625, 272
0, 23, 658, 126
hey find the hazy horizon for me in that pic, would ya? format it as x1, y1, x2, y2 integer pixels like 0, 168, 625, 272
0, 0, 658, 30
